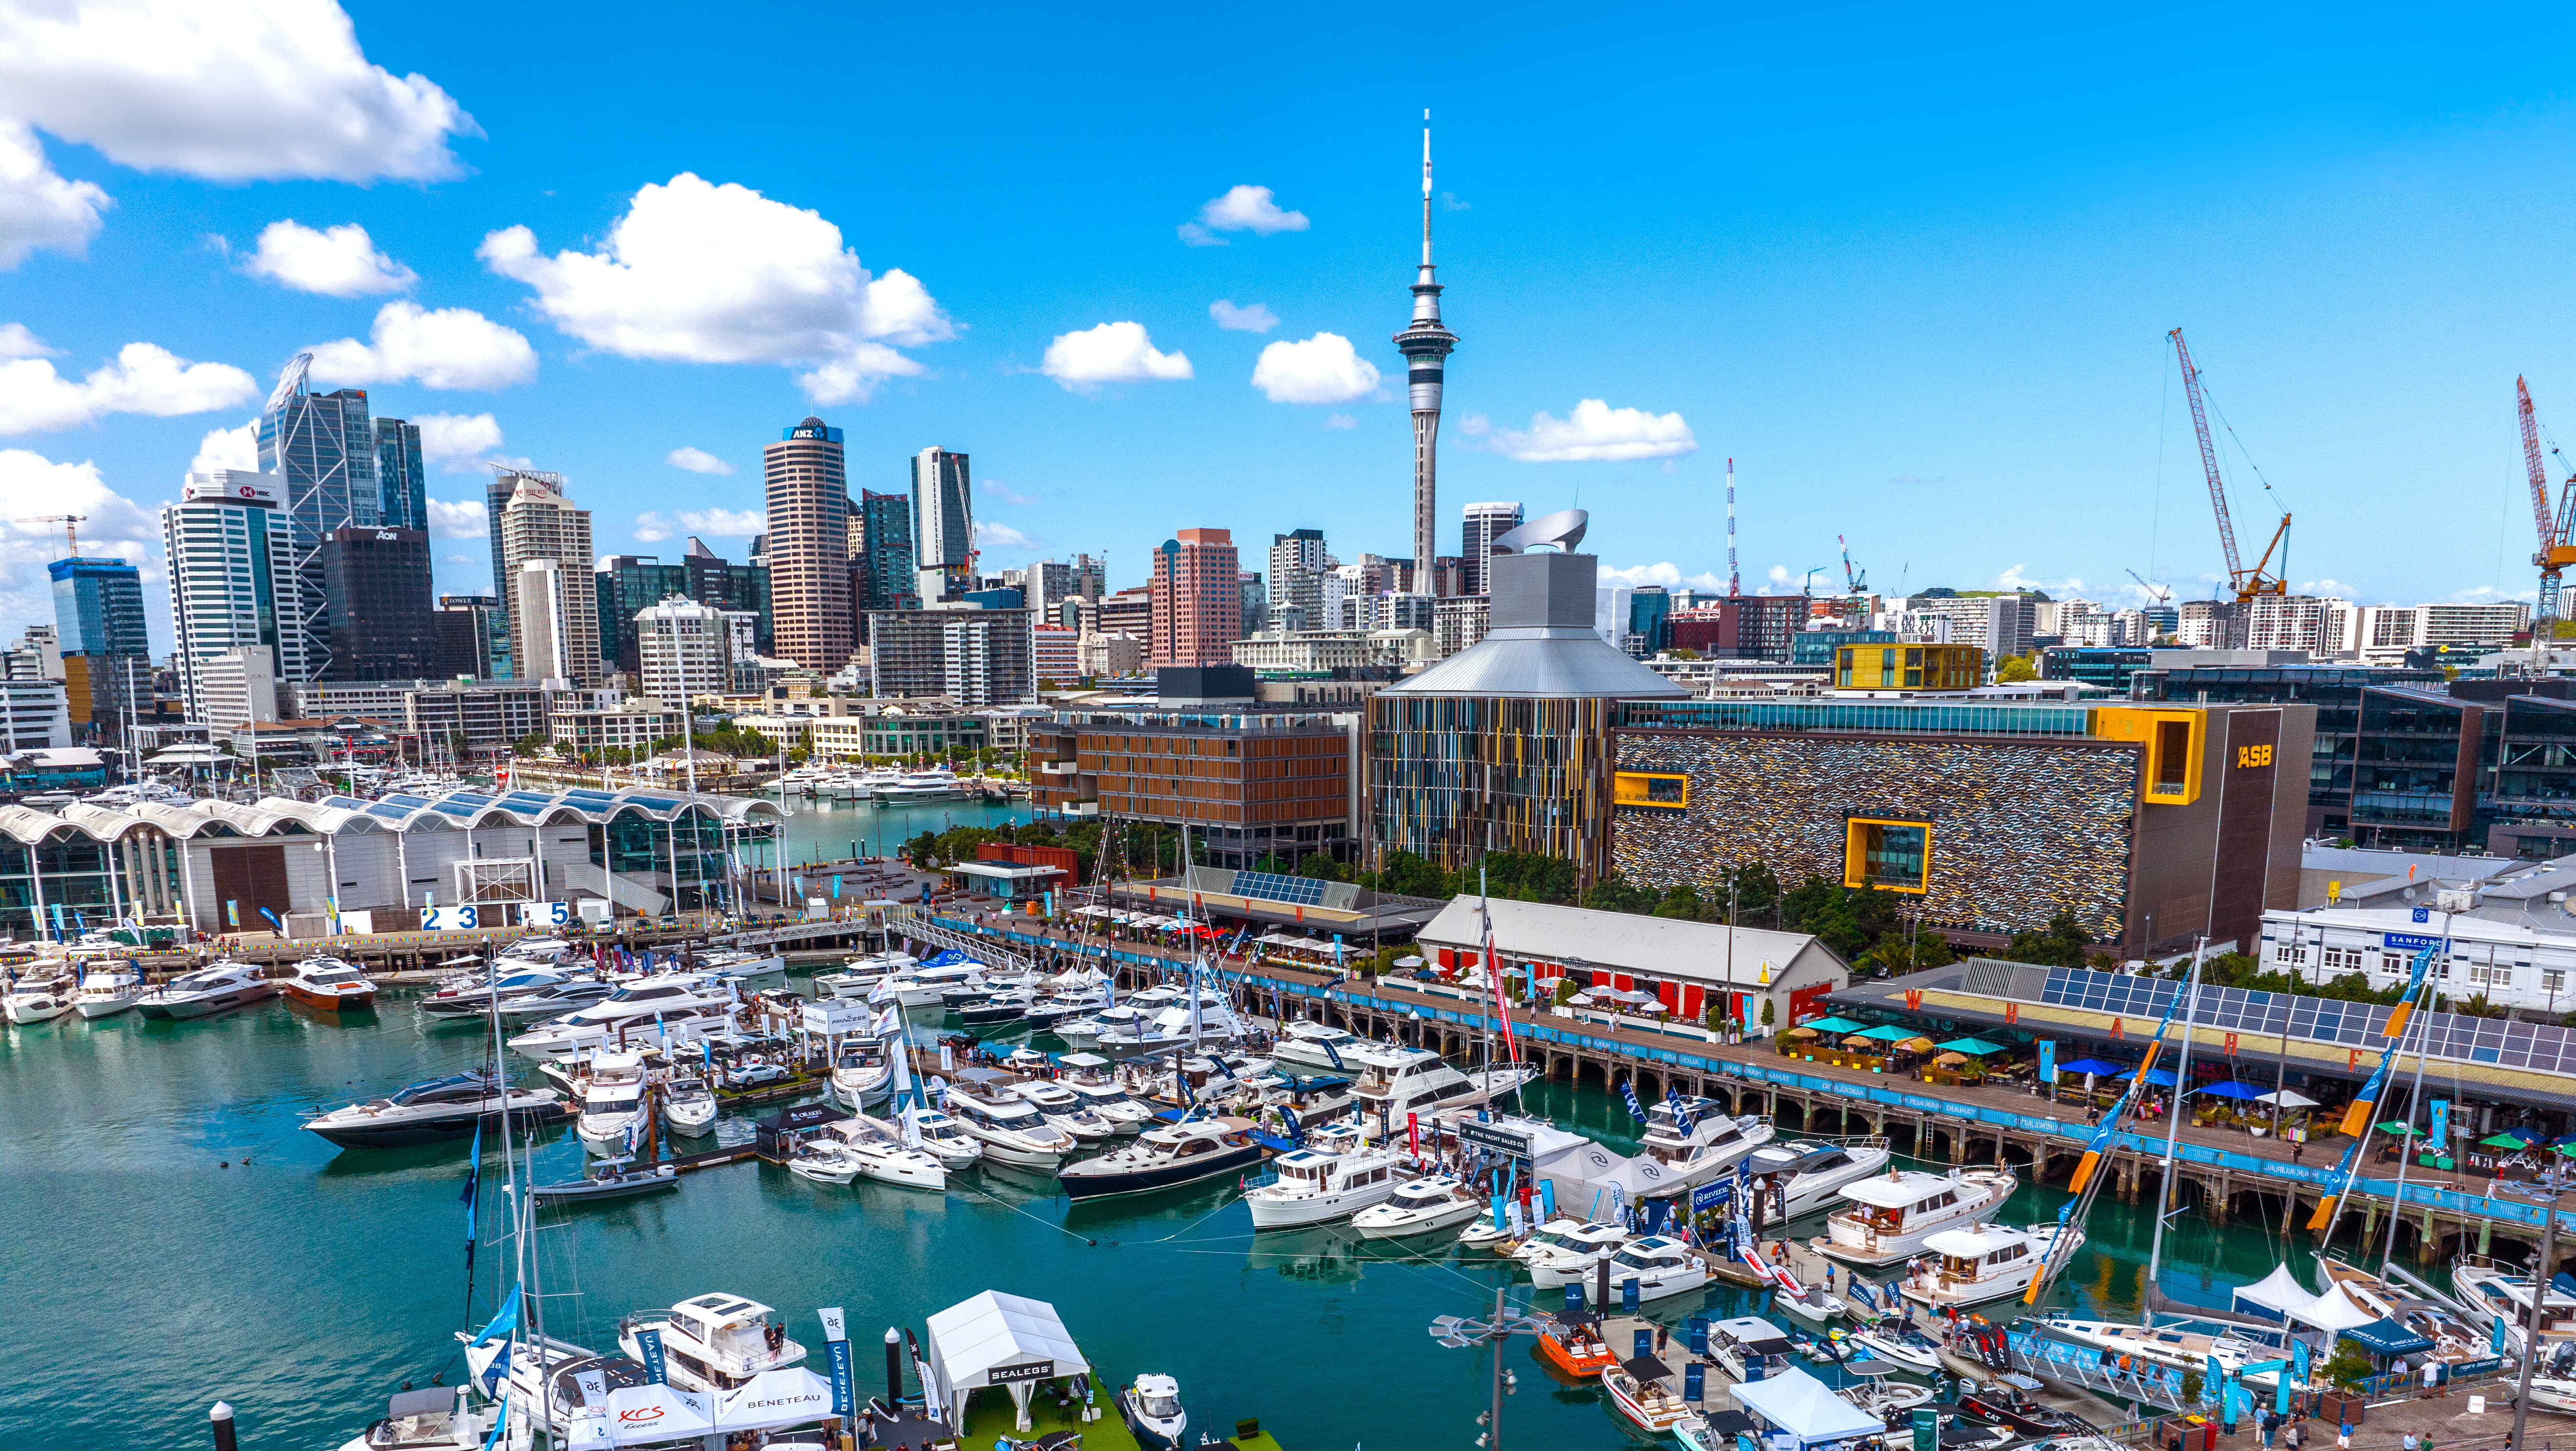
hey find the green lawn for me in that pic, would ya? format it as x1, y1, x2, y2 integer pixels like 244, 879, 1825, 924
956, 1375, 1143, 1451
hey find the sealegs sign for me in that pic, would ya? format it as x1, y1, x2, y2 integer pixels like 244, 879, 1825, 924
990, 1360, 1056, 1384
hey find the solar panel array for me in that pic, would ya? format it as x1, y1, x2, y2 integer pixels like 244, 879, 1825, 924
2038, 966, 2576, 1072
1232, 870, 1329, 906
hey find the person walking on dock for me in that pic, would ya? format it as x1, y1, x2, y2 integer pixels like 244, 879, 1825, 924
2336, 1423, 2350, 1451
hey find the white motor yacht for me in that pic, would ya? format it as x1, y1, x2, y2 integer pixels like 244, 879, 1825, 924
576, 1051, 652, 1149
619, 1293, 806, 1394
334, 1384, 489, 1451
1510, 1218, 1631, 1268
1094, 999, 1249, 1060
1898, 1223, 2084, 1309
506, 974, 737, 1061
1704, 1316, 1799, 1382
944, 1083, 1077, 1169
1818, 1167, 2017, 1266
821, 1116, 949, 1190
1346, 1042, 1535, 1126
1011, 1078, 1117, 1140
867, 1106, 983, 1168
1352, 1176, 1486, 1239
829, 1037, 895, 1106
785, 1137, 862, 1186
1743, 1138, 1897, 1218
691, 948, 786, 990
1632, 1098, 1775, 1189
1245, 1137, 1409, 1229
305, 1073, 566, 1148
1846, 1322, 1946, 1373
135, 960, 277, 1019
662, 1075, 718, 1137
418, 966, 578, 1019
2033, 1317, 2285, 1389
3, 978, 73, 1023
1533, 1234, 1712, 1302
1055, 1004, 1147, 1051
1270, 1021, 1373, 1072
1056, 1054, 1153, 1131
71, 965, 141, 1018
884, 960, 985, 1010
1119, 1372, 1188, 1451
877, 767, 963, 801
492, 977, 617, 1021
813, 952, 914, 999
2454, 1255, 2576, 1356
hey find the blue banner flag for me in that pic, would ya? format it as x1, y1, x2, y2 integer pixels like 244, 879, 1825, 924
825, 1339, 853, 1416
460, 1121, 482, 1283
1621, 1079, 1648, 1122
472, 1285, 522, 1347
477, 1340, 513, 1398
2292, 1337, 2311, 1387
1691, 1180, 1731, 1213
635, 1327, 667, 1385
2428, 1098, 2449, 1151
2038, 1038, 2057, 1084
1666, 1086, 1696, 1136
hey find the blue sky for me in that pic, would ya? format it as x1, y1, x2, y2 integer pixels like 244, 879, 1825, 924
5, 4, 2576, 651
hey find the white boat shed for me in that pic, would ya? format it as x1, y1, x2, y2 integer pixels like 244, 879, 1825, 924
1415, 895, 1851, 1030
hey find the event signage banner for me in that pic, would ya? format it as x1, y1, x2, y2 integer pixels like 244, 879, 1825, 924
2038, 1039, 2057, 1084
990, 1360, 1056, 1384
818, 1306, 852, 1416
633, 1329, 666, 1386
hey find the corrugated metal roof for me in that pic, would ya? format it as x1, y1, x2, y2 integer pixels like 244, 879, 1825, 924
1382, 633, 1691, 698
1417, 894, 1839, 985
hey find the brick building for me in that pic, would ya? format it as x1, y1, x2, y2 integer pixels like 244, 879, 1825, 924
1147, 528, 1243, 669
1028, 706, 1359, 867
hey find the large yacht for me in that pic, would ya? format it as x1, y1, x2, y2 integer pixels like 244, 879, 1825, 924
882, 959, 986, 1010
1271, 1021, 1373, 1072
2455, 1255, 2576, 1355
71, 965, 141, 1019
1061, 1118, 1267, 1201
876, 767, 963, 802
505, 974, 739, 1060
1817, 1166, 2017, 1265
813, 951, 915, 1000
2031, 1316, 2286, 1389
1094, 1001, 1250, 1060
943, 1081, 1078, 1169
1245, 1136, 1410, 1229
617, 1293, 806, 1394
418, 966, 592, 1020
136, 961, 278, 1019
283, 956, 378, 1011
1631, 1098, 1774, 1189
829, 1037, 895, 1107
575, 1051, 652, 1149
303, 1073, 567, 1148
1895, 1223, 2084, 1309
1347, 1043, 1536, 1127
1741, 1138, 1898, 1217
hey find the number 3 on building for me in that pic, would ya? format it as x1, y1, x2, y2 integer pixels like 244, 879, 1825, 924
2236, 743, 2274, 768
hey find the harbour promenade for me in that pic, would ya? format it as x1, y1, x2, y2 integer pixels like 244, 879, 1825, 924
902, 907, 2569, 1260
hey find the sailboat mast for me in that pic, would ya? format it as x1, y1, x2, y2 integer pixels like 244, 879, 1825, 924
2146, 940, 2205, 1293
1478, 863, 1493, 1081
2377, 954, 2445, 1269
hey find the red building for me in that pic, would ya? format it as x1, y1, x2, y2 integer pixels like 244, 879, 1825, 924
1666, 596, 1807, 661
1148, 528, 1244, 668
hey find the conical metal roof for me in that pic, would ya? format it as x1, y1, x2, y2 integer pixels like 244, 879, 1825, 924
1384, 551, 1688, 700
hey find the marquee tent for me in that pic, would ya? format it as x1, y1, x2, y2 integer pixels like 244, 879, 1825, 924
924, 1290, 1093, 1432
2230, 1263, 2319, 1322
1731, 1366, 1884, 1449
564, 1384, 714, 1450
713, 1367, 836, 1432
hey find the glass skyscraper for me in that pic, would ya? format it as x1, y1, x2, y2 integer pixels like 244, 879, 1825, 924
258, 357, 379, 680
375, 417, 426, 534
49, 556, 148, 657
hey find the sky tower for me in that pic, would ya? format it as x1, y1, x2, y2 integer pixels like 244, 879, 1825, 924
1393, 111, 1458, 592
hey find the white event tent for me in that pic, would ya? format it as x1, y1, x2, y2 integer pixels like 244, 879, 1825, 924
1732, 1366, 1885, 1449
923, 1290, 1093, 1432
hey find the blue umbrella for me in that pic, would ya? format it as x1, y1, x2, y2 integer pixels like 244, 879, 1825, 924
2194, 1081, 2263, 1099
2060, 1058, 2129, 1077
2137, 1068, 2179, 1086
2498, 1126, 2542, 1143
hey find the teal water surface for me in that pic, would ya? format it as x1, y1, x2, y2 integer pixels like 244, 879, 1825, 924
0, 979, 2316, 1450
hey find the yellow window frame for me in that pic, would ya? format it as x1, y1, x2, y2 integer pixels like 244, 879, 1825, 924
1844, 816, 1933, 893
1613, 771, 1691, 809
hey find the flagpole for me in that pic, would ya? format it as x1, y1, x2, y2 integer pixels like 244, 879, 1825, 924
2144, 938, 2203, 1297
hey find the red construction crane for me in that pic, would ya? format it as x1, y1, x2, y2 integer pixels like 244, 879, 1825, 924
2518, 376, 2576, 628
16, 514, 83, 558
2168, 328, 2289, 603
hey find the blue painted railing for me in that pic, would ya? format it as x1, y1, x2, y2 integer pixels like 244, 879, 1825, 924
914, 912, 2571, 1230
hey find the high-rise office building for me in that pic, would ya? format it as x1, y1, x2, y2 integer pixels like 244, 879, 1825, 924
765, 416, 853, 668
594, 539, 769, 675
1460, 501, 1523, 596
635, 596, 734, 702
1027, 555, 1104, 626
1269, 529, 1333, 628
1240, 571, 1268, 635
496, 470, 600, 686
258, 354, 378, 678
375, 417, 426, 534
852, 489, 919, 619
49, 556, 147, 657
911, 446, 973, 605
1148, 528, 1243, 669
1393, 124, 1459, 595
865, 607, 1034, 706
435, 594, 508, 679
322, 526, 439, 680
163, 471, 307, 721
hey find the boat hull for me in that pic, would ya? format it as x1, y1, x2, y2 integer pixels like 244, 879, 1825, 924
305, 1098, 567, 1148
284, 984, 376, 1011
532, 1169, 679, 1203
146, 983, 279, 1020
1062, 1143, 1267, 1201
73, 996, 135, 1019
1355, 1198, 1485, 1240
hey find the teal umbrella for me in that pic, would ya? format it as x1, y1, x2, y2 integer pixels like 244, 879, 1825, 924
1938, 1037, 2010, 1056
1803, 1016, 1869, 1034
1854, 1024, 1916, 1041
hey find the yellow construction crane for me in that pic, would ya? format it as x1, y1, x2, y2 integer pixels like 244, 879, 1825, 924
2168, 329, 2289, 603
2518, 376, 2576, 630
17, 514, 85, 558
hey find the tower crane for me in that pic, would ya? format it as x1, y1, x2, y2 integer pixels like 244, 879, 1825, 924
2518, 376, 2576, 630
2124, 568, 2172, 604
2168, 328, 2289, 603
1838, 535, 1867, 594
16, 515, 84, 558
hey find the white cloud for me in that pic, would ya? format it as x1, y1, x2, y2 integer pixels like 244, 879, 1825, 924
665, 446, 734, 476
1993, 564, 2084, 595
1250, 332, 1378, 404
632, 513, 673, 543
1477, 398, 1696, 462
307, 301, 537, 390
981, 477, 1038, 506
1603, 563, 1726, 591
0, 119, 108, 268
1323, 413, 1356, 430
1040, 321, 1192, 391
480, 172, 951, 404
1441, 192, 1470, 212
1766, 564, 1794, 586
187, 417, 256, 476
674, 507, 762, 537
0, 341, 257, 433
425, 497, 485, 540
243, 219, 413, 296
0, 447, 160, 634
2453, 584, 2538, 604
975, 520, 1040, 551
1177, 184, 1308, 245
0, 0, 472, 183
414, 411, 504, 470
0, 322, 57, 357
441, 553, 472, 566
1209, 299, 1278, 333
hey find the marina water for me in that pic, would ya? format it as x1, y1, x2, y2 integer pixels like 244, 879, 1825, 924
1, 799, 2313, 1448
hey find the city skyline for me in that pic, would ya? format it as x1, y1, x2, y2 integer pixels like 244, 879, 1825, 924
8, 7, 2576, 655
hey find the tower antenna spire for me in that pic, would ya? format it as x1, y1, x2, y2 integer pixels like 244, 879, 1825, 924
1395, 109, 1459, 594
1726, 458, 1740, 597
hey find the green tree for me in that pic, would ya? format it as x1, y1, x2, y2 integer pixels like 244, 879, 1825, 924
1861, 930, 1957, 976
512, 732, 549, 757
1580, 873, 1658, 915
1666, 647, 1701, 661
1654, 883, 1707, 920
2002, 909, 2092, 968
1716, 859, 1784, 926
1295, 851, 1348, 882
1377, 850, 1453, 899
1995, 653, 2040, 684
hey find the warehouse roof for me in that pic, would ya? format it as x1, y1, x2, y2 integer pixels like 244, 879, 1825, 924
1417, 895, 1845, 988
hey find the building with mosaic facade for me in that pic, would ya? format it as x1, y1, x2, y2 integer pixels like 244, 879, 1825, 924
1609, 697, 2312, 957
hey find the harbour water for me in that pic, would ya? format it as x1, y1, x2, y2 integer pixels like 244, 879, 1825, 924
1, 976, 2330, 1451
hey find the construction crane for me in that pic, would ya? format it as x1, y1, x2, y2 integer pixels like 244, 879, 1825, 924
1838, 535, 1867, 594
2168, 328, 2289, 603
17, 514, 84, 558
2124, 568, 2172, 605
2518, 376, 2576, 630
